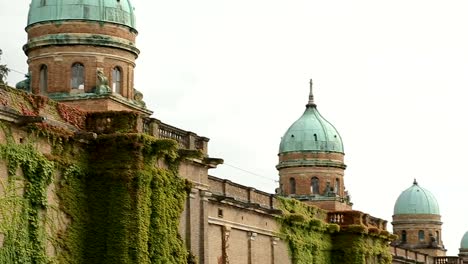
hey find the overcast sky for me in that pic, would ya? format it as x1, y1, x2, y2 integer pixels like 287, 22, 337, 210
1, 0, 468, 255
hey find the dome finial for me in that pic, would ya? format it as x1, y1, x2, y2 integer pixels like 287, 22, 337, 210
307, 79, 316, 107
413, 178, 418, 185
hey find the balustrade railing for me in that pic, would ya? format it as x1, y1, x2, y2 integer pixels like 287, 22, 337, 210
327, 211, 387, 231
158, 123, 190, 149
434, 257, 461, 264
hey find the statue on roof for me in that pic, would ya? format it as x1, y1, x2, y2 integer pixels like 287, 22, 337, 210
94, 68, 111, 94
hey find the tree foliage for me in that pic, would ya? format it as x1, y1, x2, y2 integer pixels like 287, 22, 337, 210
0, 49, 10, 84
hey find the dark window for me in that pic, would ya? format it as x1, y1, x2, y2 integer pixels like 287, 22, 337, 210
436, 231, 440, 243
335, 178, 340, 194
112, 67, 122, 94
40, 0, 46, 6
313, 133, 317, 141
401, 230, 407, 242
289, 178, 296, 194
39, 65, 48, 94
419, 230, 425, 241
71, 63, 85, 89
311, 177, 319, 194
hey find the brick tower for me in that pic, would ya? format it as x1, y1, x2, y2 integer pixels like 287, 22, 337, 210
277, 80, 352, 211
392, 180, 446, 256
22, 0, 151, 115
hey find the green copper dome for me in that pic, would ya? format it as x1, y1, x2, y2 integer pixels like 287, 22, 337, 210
279, 81, 344, 154
393, 180, 440, 215
27, 0, 136, 29
461, 231, 468, 249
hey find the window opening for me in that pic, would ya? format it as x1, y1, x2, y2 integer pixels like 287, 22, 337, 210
419, 230, 425, 241
112, 67, 122, 94
311, 177, 319, 194
39, 65, 48, 94
289, 178, 296, 194
71, 63, 85, 90
401, 230, 407, 242
335, 178, 340, 194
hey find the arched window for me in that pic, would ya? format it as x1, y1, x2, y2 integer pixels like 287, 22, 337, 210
335, 178, 340, 194
39, 65, 48, 94
401, 230, 407, 242
311, 177, 319, 194
436, 231, 440, 243
289, 178, 296, 195
112, 67, 121, 94
71, 63, 85, 90
418, 230, 425, 241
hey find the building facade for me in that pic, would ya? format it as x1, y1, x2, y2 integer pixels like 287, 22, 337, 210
0, 1, 466, 263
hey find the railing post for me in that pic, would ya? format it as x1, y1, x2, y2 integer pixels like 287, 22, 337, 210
188, 132, 196, 150
150, 118, 160, 137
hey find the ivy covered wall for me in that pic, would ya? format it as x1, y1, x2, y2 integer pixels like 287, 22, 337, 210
277, 197, 392, 264
0, 121, 193, 264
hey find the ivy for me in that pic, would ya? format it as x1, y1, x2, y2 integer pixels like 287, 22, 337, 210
0, 127, 54, 263
276, 197, 392, 264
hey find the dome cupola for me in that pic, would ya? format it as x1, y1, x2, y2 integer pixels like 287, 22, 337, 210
461, 231, 468, 249
279, 80, 343, 154
393, 179, 440, 215
27, 0, 136, 30
276, 80, 351, 211
391, 180, 446, 256
21, 0, 151, 115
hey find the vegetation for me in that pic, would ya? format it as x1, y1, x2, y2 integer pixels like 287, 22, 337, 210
276, 197, 392, 264
0, 49, 10, 84
0, 115, 195, 263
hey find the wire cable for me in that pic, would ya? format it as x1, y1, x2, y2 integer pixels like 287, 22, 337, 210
222, 162, 278, 183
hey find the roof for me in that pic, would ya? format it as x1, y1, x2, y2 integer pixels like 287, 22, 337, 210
393, 180, 440, 215
27, 0, 136, 30
461, 231, 468, 249
278, 86, 344, 154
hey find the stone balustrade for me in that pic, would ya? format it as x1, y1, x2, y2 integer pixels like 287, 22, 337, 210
144, 117, 209, 154
208, 176, 278, 211
327, 210, 387, 231
434, 257, 462, 264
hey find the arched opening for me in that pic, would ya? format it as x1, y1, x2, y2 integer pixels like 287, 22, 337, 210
313, 133, 317, 141
39, 65, 48, 94
71, 63, 85, 90
335, 178, 340, 195
112, 67, 122, 94
418, 230, 425, 241
289, 178, 296, 195
401, 230, 407, 243
311, 177, 319, 194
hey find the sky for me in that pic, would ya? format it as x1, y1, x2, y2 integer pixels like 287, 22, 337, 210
1, 0, 468, 255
